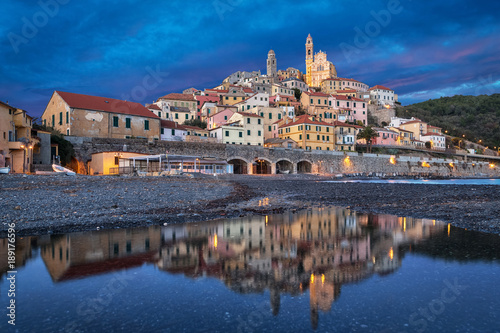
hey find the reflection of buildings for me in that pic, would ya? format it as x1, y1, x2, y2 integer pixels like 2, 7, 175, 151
0, 237, 36, 279
20, 207, 445, 329
155, 208, 444, 329
40, 226, 161, 282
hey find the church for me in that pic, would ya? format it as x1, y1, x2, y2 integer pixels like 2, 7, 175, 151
304, 34, 337, 88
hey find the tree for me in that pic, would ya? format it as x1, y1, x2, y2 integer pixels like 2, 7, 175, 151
293, 88, 302, 101
183, 118, 207, 129
356, 126, 379, 153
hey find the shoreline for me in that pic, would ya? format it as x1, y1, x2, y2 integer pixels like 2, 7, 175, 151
1, 174, 499, 237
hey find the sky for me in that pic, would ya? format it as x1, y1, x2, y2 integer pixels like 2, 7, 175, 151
1, 0, 500, 119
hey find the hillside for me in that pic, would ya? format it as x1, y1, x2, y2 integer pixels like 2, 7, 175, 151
397, 94, 500, 149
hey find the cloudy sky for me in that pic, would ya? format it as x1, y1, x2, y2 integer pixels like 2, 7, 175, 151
1, 0, 499, 118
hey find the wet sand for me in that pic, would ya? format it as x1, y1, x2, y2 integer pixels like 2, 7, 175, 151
1, 173, 499, 236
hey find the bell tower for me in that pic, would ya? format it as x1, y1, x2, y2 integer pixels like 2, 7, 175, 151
267, 50, 277, 77
305, 34, 314, 86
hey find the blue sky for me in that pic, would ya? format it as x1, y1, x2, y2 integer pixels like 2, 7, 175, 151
1, 0, 499, 119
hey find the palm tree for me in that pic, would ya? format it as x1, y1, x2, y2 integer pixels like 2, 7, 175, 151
357, 126, 379, 153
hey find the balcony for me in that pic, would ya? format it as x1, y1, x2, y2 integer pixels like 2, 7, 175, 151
8, 141, 23, 150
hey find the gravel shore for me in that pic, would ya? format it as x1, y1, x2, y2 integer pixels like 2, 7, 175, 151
1, 173, 499, 236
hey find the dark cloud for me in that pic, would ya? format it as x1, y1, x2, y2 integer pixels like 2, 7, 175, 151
1, 0, 499, 118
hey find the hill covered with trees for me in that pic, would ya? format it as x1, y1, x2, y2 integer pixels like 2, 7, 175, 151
397, 94, 500, 149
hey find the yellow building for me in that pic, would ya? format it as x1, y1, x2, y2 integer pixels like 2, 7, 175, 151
89, 151, 147, 175
278, 115, 335, 151
42, 91, 160, 140
300, 91, 333, 118
0, 101, 34, 173
305, 34, 337, 88
389, 127, 414, 146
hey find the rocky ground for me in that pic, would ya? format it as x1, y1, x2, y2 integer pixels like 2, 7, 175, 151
1, 173, 499, 237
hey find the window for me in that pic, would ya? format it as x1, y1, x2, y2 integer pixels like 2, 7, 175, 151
268, 126, 272, 131
225, 131, 229, 137
239, 132, 242, 137
247, 118, 250, 124
258, 130, 261, 136
269, 113, 272, 120
52, 115, 55, 127
114, 156, 119, 165
59, 112, 62, 125
158, 111, 162, 118
306, 134, 310, 139
278, 113, 281, 119
185, 114, 189, 120
126, 118, 131, 128
317, 135, 320, 140
299, 134, 302, 140
113, 116, 119, 127
144, 120, 149, 130
66, 112, 69, 124
175, 113, 179, 119
258, 119, 261, 124
171, 129, 175, 135
247, 130, 251, 135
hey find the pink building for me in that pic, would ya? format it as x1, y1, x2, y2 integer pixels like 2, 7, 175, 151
370, 127, 399, 146
207, 109, 234, 130
329, 95, 368, 125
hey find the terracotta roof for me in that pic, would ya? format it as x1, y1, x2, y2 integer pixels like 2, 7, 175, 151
369, 85, 393, 91
147, 104, 161, 110
303, 91, 330, 97
183, 125, 206, 131
237, 111, 263, 118
160, 120, 186, 130
158, 93, 195, 101
55, 91, 159, 118
337, 77, 363, 83
335, 89, 357, 93
280, 115, 332, 128
422, 132, 444, 137
331, 95, 365, 102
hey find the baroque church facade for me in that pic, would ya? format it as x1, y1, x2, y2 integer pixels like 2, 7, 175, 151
304, 34, 337, 88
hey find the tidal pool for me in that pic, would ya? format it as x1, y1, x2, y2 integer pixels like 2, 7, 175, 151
1, 207, 499, 332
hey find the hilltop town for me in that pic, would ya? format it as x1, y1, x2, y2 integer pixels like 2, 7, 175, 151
0, 34, 498, 175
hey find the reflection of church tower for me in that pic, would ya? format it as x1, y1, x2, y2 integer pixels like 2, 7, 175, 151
267, 50, 277, 77
270, 286, 281, 316
305, 34, 313, 87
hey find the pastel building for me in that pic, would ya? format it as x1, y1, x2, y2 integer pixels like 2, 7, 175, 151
42, 91, 160, 140
278, 115, 335, 151
369, 85, 397, 106
329, 95, 368, 125
281, 77, 308, 92
371, 128, 399, 146
234, 93, 270, 112
0, 101, 34, 173
320, 78, 369, 94
160, 120, 187, 141
207, 109, 235, 130
421, 132, 446, 150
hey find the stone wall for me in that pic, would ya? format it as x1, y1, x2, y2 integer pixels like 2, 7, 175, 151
65, 136, 500, 177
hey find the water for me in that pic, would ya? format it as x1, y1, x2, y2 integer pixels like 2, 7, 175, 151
1, 208, 499, 332
330, 178, 500, 185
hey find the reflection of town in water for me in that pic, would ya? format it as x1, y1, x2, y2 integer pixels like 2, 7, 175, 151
1, 208, 446, 328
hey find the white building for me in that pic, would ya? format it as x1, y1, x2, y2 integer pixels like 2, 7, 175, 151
234, 93, 270, 112
281, 77, 309, 92
160, 120, 187, 141
421, 132, 446, 150
369, 85, 397, 106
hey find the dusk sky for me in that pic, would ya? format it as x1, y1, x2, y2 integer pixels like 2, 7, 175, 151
1, 0, 500, 119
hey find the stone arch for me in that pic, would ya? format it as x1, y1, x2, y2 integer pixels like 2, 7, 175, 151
228, 157, 250, 174
297, 160, 312, 173
276, 158, 293, 174
253, 157, 272, 175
